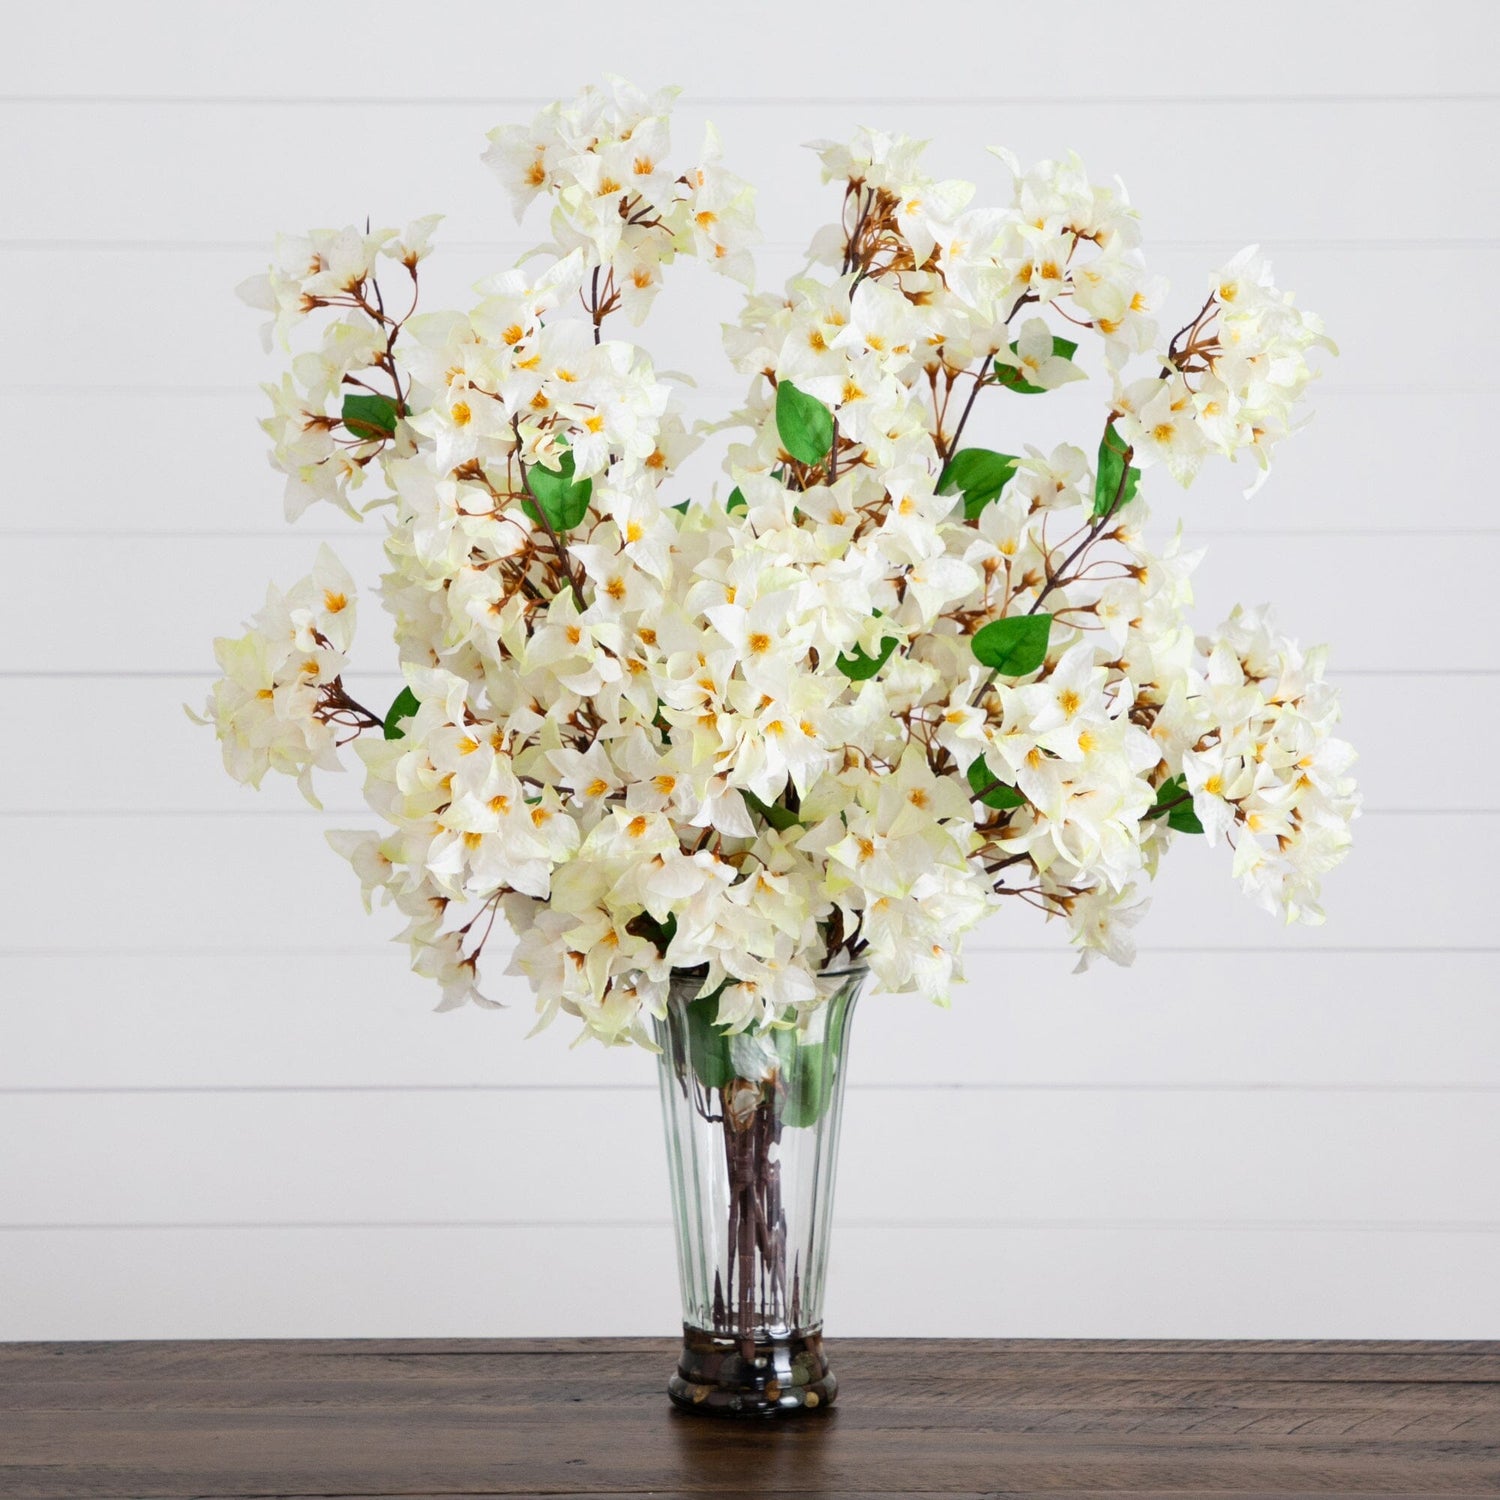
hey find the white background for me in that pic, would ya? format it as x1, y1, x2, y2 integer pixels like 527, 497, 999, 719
2, 1, 1497, 1341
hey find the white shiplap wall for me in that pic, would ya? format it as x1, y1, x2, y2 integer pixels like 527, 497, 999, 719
2, 0, 1498, 1341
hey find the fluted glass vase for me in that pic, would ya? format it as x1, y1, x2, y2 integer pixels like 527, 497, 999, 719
653, 965, 865, 1416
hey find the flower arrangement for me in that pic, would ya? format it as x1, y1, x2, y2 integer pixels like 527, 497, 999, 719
200, 78, 1359, 1048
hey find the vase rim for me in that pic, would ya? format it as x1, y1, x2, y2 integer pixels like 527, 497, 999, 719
667, 961, 869, 984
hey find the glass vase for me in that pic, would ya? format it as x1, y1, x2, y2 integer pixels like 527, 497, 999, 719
653, 965, 865, 1416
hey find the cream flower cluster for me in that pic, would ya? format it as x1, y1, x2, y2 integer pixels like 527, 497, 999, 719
483, 78, 757, 316
1179, 606, 1360, 923
239, 219, 442, 520
1115, 245, 1336, 491
200, 80, 1358, 1046
190, 547, 365, 806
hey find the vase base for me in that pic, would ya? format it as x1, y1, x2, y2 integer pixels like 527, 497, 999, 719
668, 1325, 836, 1417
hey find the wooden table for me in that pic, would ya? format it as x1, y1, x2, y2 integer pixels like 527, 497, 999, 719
1, 1339, 1497, 1497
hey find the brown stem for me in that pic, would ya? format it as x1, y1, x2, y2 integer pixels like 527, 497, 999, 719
1148, 789, 1194, 818
718, 1081, 789, 1356
941, 354, 993, 463
1167, 290, 1218, 364
317, 678, 385, 732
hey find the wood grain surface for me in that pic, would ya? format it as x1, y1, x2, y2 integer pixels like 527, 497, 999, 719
1, 1339, 1496, 1498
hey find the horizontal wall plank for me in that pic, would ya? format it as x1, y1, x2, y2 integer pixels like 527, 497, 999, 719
0, 242, 1454, 394
1, 386, 1478, 539
0, 530, 1484, 675
3, 1088, 1494, 1229
4, 99, 1493, 245
0, 810, 1462, 955
1, 1221, 1497, 1341
1, 952, 1497, 1091
2, 3, 1494, 102
0, 671, 1449, 817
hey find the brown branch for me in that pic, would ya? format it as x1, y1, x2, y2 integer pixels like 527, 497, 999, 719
940, 355, 993, 464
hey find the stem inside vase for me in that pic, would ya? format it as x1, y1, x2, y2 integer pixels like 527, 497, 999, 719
713, 1076, 787, 1359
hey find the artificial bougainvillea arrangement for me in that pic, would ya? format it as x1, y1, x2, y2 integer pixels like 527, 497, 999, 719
200, 79, 1359, 1045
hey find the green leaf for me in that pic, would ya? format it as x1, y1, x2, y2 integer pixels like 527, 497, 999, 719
726, 486, 747, 512
671, 499, 690, 515
524, 446, 593, 531
342, 392, 399, 443
1168, 801, 1205, 835
938, 448, 1021, 519
683, 989, 735, 1091
837, 632, 899, 681
992, 336, 1078, 395
382, 686, 420, 740
775, 380, 835, 466
1093, 421, 1140, 519
1150, 775, 1205, 835
779, 1039, 831, 1129
1152, 774, 1186, 809
966, 754, 1025, 809
971, 613, 1052, 677
743, 789, 800, 832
